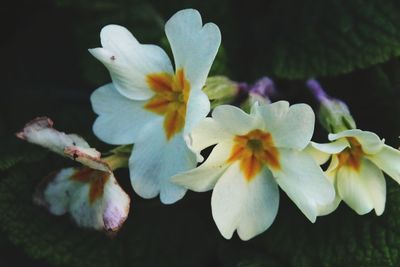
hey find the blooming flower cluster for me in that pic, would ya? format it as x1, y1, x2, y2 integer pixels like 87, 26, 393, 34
17, 9, 400, 241
173, 101, 335, 240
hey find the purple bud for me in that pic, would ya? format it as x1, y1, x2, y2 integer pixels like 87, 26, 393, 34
237, 82, 250, 92
306, 79, 329, 103
250, 77, 276, 98
306, 79, 356, 132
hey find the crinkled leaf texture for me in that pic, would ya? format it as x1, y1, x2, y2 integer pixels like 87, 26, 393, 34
2, 145, 400, 267
228, 0, 400, 79
52, 0, 400, 80
246, 179, 400, 267
0, 153, 217, 267
0, 144, 47, 172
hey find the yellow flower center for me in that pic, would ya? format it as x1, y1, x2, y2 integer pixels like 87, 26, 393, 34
337, 137, 365, 171
227, 129, 281, 181
144, 69, 190, 140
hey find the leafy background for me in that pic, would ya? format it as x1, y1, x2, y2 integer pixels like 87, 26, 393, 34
2, 0, 400, 266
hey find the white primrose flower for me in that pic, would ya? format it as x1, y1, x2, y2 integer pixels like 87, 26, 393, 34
17, 117, 130, 232
308, 129, 400, 216
173, 101, 335, 240
89, 9, 221, 204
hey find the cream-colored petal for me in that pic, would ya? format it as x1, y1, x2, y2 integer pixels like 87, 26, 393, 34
211, 105, 259, 135
254, 101, 315, 150
367, 144, 400, 184
336, 159, 386, 215
305, 143, 331, 166
129, 121, 197, 204
165, 9, 221, 91
211, 164, 279, 240
187, 117, 233, 153
236, 168, 279, 241
184, 89, 211, 137
172, 140, 233, 192
273, 149, 335, 222
305, 139, 349, 166
90, 25, 174, 100
91, 83, 159, 145
316, 171, 341, 216
328, 129, 384, 154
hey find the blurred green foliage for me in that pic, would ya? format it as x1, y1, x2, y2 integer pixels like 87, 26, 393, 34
2, 0, 400, 266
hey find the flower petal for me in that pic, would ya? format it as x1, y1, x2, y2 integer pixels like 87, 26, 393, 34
211, 163, 279, 240
367, 144, 400, 184
91, 83, 160, 145
89, 25, 174, 100
212, 105, 259, 135
172, 140, 233, 192
184, 89, 211, 136
328, 129, 384, 154
316, 171, 341, 216
129, 121, 197, 204
310, 139, 349, 154
317, 193, 342, 216
337, 159, 386, 215
187, 117, 233, 154
254, 101, 315, 150
305, 143, 331, 166
305, 139, 349, 166
165, 9, 221, 91
273, 149, 335, 222
362, 160, 386, 216
236, 168, 279, 241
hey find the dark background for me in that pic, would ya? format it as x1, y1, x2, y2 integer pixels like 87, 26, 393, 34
2, 1, 400, 266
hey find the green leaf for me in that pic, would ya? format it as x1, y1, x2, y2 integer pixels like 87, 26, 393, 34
247, 179, 400, 267
0, 163, 218, 267
0, 141, 47, 172
227, 0, 400, 79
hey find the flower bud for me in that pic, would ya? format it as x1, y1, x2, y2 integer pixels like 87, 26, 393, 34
240, 77, 275, 112
306, 79, 356, 133
203, 76, 239, 108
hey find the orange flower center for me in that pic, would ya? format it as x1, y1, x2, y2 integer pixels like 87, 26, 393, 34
144, 69, 190, 140
227, 129, 281, 181
337, 137, 365, 171
71, 168, 110, 204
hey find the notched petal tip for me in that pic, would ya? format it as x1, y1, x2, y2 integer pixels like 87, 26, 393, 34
100, 24, 133, 40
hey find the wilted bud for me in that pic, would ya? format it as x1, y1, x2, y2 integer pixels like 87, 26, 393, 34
16, 117, 100, 160
18, 117, 131, 232
306, 79, 356, 133
35, 167, 130, 232
203, 76, 239, 108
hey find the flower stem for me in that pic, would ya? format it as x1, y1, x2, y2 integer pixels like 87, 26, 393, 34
102, 145, 132, 171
